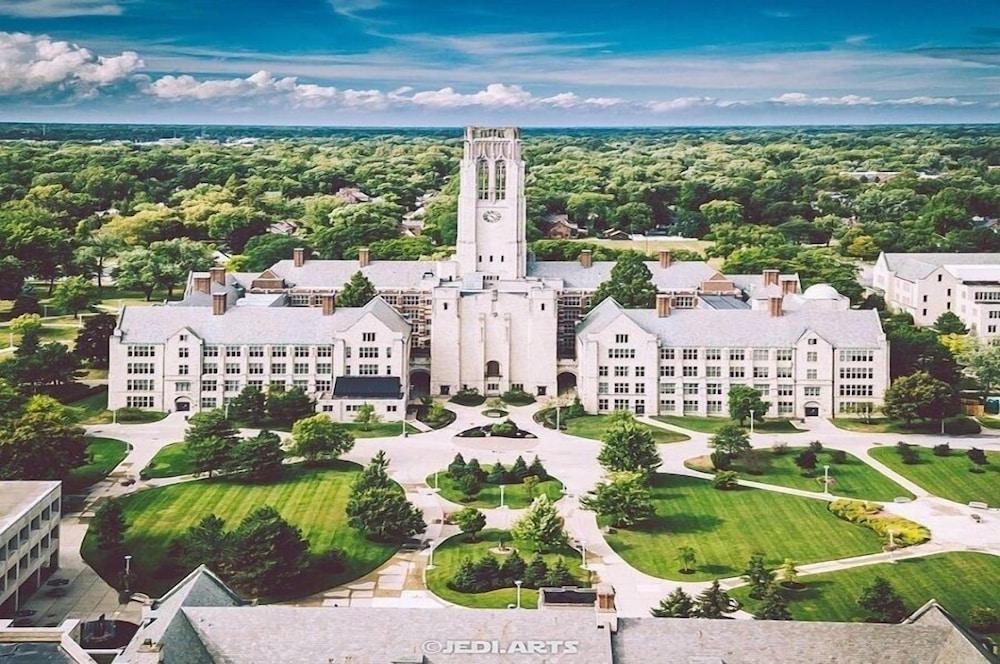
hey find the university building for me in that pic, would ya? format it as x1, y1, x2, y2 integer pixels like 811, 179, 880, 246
0, 481, 61, 618
109, 127, 888, 420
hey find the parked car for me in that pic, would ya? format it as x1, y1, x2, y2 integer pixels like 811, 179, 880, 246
46, 578, 70, 587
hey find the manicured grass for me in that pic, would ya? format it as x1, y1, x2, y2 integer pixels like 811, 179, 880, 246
732, 552, 1000, 629
69, 388, 112, 424
653, 415, 800, 434
684, 448, 913, 501
868, 445, 999, 506
565, 415, 689, 444
428, 470, 563, 509
65, 437, 129, 493
81, 462, 398, 598
426, 529, 589, 609
141, 442, 197, 479
976, 416, 1000, 430
345, 421, 420, 438
602, 474, 882, 581
830, 418, 940, 434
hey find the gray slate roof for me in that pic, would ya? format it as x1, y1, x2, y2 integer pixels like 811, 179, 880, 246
116, 296, 410, 345
882, 252, 1000, 282
269, 259, 437, 289
579, 298, 885, 348
529, 260, 718, 290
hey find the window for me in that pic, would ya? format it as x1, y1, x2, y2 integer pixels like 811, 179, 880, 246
683, 383, 699, 395
615, 334, 629, 344
359, 364, 379, 375
683, 399, 699, 412
807, 338, 817, 346
272, 346, 287, 358
203, 363, 218, 375
613, 398, 629, 411
178, 365, 189, 376
839, 384, 874, 396
127, 363, 154, 374
126, 396, 154, 408
682, 348, 698, 361
598, 366, 608, 377
614, 383, 629, 394
202, 380, 217, 392
660, 348, 675, 360
224, 380, 240, 393
294, 363, 309, 375
476, 158, 490, 200
634, 383, 645, 394
203, 346, 220, 358
660, 366, 675, 377
806, 369, 818, 380
804, 386, 821, 397
249, 345, 264, 357
175, 381, 191, 392
806, 352, 818, 362
360, 347, 380, 358
729, 349, 745, 361
598, 382, 609, 394
839, 350, 874, 362
659, 399, 676, 411
729, 366, 745, 378
248, 363, 264, 375
179, 334, 188, 342
128, 345, 155, 357
608, 348, 635, 359
598, 398, 609, 411
840, 367, 874, 380
683, 366, 698, 377
753, 349, 769, 361
778, 401, 794, 414
127, 379, 154, 391
317, 345, 332, 357
316, 379, 331, 392
754, 384, 770, 396
225, 363, 240, 374
753, 367, 769, 379
776, 367, 792, 378
706, 383, 722, 395
362, 332, 376, 342
294, 346, 310, 358
614, 366, 629, 377
660, 383, 676, 394
201, 397, 217, 409
226, 346, 242, 358
271, 363, 286, 374
776, 349, 792, 361
178, 347, 189, 358
707, 400, 723, 413
706, 366, 721, 377
635, 366, 645, 377
777, 384, 793, 397
317, 363, 332, 375
440, 385, 451, 396
706, 348, 721, 360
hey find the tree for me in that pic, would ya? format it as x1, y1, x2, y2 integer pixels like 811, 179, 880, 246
353, 450, 392, 494
309, 200, 403, 258
933, 311, 968, 335
544, 558, 575, 587
0, 330, 80, 392
510, 455, 529, 481
780, 559, 800, 586
74, 233, 120, 290
291, 414, 355, 464
511, 495, 567, 552
184, 409, 239, 478
794, 450, 817, 472
580, 471, 655, 527
676, 546, 696, 574
883, 316, 959, 383
712, 470, 739, 490
487, 462, 510, 485
92, 499, 127, 552
960, 341, 1000, 398
967, 447, 988, 467
238, 235, 309, 272
0, 395, 86, 481
178, 514, 230, 571
709, 424, 751, 457
227, 431, 285, 481
453, 507, 486, 542
756, 583, 792, 620
968, 606, 1000, 634
742, 552, 774, 599
499, 550, 526, 584
266, 386, 314, 425
227, 506, 310, 597
9, 314, 41, 338
651, 587, 694, 618
347, 486, 426, 542
337, 271, 379, 307
693, 580, 732, 618
882, 371, 958, 424
523, 556, 549, 588
527, 455, 548, 481
50, 276, 98, 317
597, 415, 662, 477
353, 403, 381, 431
226, 385, 267, 426
699, 199, 744, 226
74, 312, 116, 368
114, 239, 214, 299
857, 576, 907, 623
727, 385, 770, 425
590, 252, 657, 309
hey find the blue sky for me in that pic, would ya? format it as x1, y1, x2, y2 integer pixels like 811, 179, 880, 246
0, 0, 997, 125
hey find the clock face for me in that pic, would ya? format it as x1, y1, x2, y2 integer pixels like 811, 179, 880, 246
482, 210, 502, 223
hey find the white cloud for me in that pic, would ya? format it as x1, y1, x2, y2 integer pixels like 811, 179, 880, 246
888, 96, 971, 106
646, 96, 721, 112
0, 31, 142, 96
0, 0, 123, 17
770, 92, 877, 106
328, 0, 381, 19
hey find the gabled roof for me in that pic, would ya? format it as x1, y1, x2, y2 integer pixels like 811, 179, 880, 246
530, 260, 718, 290
881, 253, 1000, 282
267, 259, 436, 289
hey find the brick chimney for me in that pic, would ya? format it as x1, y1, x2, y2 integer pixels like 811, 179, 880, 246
659, 250, 672, 269
763, 268, 779, 287
579, 249, 593, 268
209, 266, 226, 286
193, 275, 211, 294
656, 293, 672, 317
293, 247, 306, 267
321, 293, 336, 316
595, 583, 618, 633
781, 277, 797, 295
768, 296, 783, 317
358, 247, 371, 268
212, 293, 227, 316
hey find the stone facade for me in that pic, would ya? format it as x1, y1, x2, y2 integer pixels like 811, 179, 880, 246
0, 482, 61, 617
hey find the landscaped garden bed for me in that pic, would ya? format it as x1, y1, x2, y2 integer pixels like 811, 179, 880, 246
428, 454, 561, 509
601, 474, 883, 581
457, 419, 536, 439
868, 444, 998, 506
449, 388, 486, 407
827, 499, 929, 547
414, 401, 457, 429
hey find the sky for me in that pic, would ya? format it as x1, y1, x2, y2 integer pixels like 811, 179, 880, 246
0, 0, 998, 126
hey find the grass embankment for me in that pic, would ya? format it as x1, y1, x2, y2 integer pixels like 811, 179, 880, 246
565, 414, 689, 444
65, 437, 129, 493
654, 415, 800, 434
868, 446, 999, 506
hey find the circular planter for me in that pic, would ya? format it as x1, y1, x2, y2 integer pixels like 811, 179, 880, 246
779, 581, 808, 593
482, 408, 508, 418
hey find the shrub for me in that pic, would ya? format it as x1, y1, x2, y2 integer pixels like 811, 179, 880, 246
117, 406, 151, 423
967, 447, 989, 466
794, 450, 817, 474
709, 451, 731, 470
740, 450, 771, 476
969, 606, 1000, 634
771, 443, 789, 456
712, 470, 739, 490
500, 388, 536, 406
829, 449, 848, 464
449, 388, 485, 407
829, 499, 930, 547
895, 442, 920, 465
449, 551, 573, 593
490, 419, 518, 437
932, 443, 951, 457
942, 416, 981, 435
808, 441, 824, 453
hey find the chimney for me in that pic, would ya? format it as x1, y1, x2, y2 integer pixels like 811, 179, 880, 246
209, 266, 226, 286
193, 275, 211, 294
358, 246, 371, 268
763, 268, 779, 287
595, 583, 618, 633
293, 247, 306, 268
579, 249, 593, 268
321, 293, 336, 316
659, 250, 672, 269
769, 296, 783, 317
656, 293, 671, 317
212, 293, 227, 316
781, 277, 797, 295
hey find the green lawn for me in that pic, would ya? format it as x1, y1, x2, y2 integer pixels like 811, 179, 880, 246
653, 415, 800, 434
566, 415, 689, 444
732, 552, 1000, 629
428, 470, 563, 509
868, 445, 999, 506
141, 442, 197, 479
65, 437, 129, 493
426, 529, 589, 609
830, 418, 940, 434
345, 421, 420, 438
81, 462, 398, 599
976, 416, 1000, 430
684, 448, 913, 501
603, 474, 883, 581
67, 387, 167, 425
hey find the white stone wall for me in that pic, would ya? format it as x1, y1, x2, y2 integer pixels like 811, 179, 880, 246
0, 483, 61, 612
576, 317, 659, 415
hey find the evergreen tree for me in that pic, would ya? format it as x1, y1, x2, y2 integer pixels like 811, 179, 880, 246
353, 450, 391, 493
742, 552, 775, 599
337, 271, 378, 307
580, 471, 655, 527
178, 514, 230, 572
93, 499, 128, 552
227, 430, 285, 481
651, 587, 694, 618
346, 487, 426, 542
266, 386, 315, 425
499, 550, 527, 584
523, 555, 550, 588
453, 507, 486, 541
448, 453, 467, 478
857, 576, 908, 623
527, 455, 548, 480
709, 424, 751, 457
74, 312, 116, 368
291, 414, 355, 464
450, 557, 478, 592
511, 495, 567, 552
465, 458, 486, 482
184, 409, 239, 478
933, 311, 968, 335
509, 455, 529, 481
727, 385, 770, 425
544, 558, 575, 587
597, 415, 662, 477
693, 580, 732, 619
487, 461, 510, 485
756, 583, 792, 620
590, 251, 657, 309
227, 506, 309, 597
474, 554, 502, 589
227, 386, 267, 426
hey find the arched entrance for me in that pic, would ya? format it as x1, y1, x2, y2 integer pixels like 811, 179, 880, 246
174, 397, 192, 412
410, 370, 431, 399
803, 401, 821, 417
485, 361, 501, 377
557, 372, 577, 395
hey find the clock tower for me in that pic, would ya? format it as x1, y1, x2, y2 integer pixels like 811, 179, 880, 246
455, 126, 527, 280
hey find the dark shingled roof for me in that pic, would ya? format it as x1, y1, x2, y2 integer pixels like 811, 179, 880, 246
332, 376, 402, 399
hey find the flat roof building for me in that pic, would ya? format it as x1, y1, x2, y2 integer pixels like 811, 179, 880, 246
0, 481, 62, 618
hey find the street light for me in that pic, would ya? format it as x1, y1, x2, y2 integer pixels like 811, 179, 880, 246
579, 541, 589, 571
514, 580, 523, 609
426, 540, 437, 570
499, 484, 506, 509
124, 555, 132, 576
823, 465, 831, 494
749, 409, 755, 435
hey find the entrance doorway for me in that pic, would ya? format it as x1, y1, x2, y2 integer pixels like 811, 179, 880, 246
557, 372, 577, 395
804, 404, 820, 417
410, 370, 430, 399
174, 398, 191, 412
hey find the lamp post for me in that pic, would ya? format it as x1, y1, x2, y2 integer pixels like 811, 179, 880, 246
823, 465, 831, 494
433, 471, 440, 491
426, 540, 436, 570
580, 541, 589, 571
124, 555, 132, 576
112, 408, 118, 425
499, 484, 506, 509
749, 409, 755, 435
514, 580, 523, 609
402, 416, 407, 438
